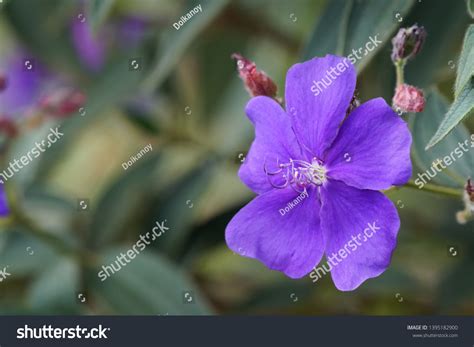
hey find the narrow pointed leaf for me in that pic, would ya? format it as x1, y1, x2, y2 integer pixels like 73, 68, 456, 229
454, 24, 474, 98
426, 80, 474, 149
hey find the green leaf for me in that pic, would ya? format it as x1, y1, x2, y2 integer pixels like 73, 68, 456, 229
123, 102, 161, 135
0, 229, 59, 277
355, 42, 396, 101
426, 80, 474, 149
88, 152, 161, 247
197, 31, 249, 123
3, 0, 80, 72
27, 259, 80, 313
90, 249, 212, 314
22, 187, 77, 227
467, 0, 474, 18
454, 24, 474, 98
303, 0, 415, 73
303, 0, 353, 58
411, 90, 473, 187
141, 0, 230, 93
437, 258, 474, 310
424, 23, 474, 149
153, 160, 215, 257
86, 0, 116, 33
179, 206, 240, 262
238, 280, 314, 312
79, 56, 146, 123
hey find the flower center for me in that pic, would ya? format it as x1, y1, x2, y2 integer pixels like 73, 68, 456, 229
264, 157, 327, 192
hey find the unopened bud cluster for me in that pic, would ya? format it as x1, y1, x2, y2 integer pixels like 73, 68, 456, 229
391, 24, 426, 113
38, 88, 86, 118
0, 74, 85, 138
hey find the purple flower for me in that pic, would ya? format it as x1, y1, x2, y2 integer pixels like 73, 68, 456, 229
0, 184, 9, 217
0, 53, 43, 116
71, 12, 149, 72
71, 18, 108, 71
116, 16, 150, 49
225, 55, 412, 291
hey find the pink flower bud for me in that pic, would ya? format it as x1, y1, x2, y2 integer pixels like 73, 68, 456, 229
392, 83, 425, 113
0, 74, 7, 92
231, 53, 277, 98
0, 116, 18, 138
39, 88, 86, 118
466, 179, 474, 203
457, 178, 474, 224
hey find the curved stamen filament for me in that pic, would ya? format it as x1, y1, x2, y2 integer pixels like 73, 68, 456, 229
263, 156, 327, 191
263, 157, 285, 175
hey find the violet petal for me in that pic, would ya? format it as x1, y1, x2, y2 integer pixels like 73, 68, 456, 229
0, 54, 42, 115
238, 96, 302, 194
285, 54, 356, 159
0, 184, 9, 217
320, 179, 399, 291
71, 18, 106, 71
325, 98, 412, 190
225, 186, 324, 278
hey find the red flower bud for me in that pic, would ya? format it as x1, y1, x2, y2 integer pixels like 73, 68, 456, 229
39, 88, 86, 118
392, 83, 425, 113
231, 53, 277, 98
466, 179, 474, 203
0, 116, 18, 138
457, 178, 474, 224
0, 74, 7, 92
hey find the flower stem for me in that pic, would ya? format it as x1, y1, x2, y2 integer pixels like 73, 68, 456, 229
404, 180, 461, 198
395, 60, 405, 86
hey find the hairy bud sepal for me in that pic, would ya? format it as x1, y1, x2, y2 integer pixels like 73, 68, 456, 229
231, 53, 278, 99
392, 83, 425, 113
391, 24, 426, 63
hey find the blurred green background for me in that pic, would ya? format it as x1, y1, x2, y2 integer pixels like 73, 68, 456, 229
0, 0, 472, 315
